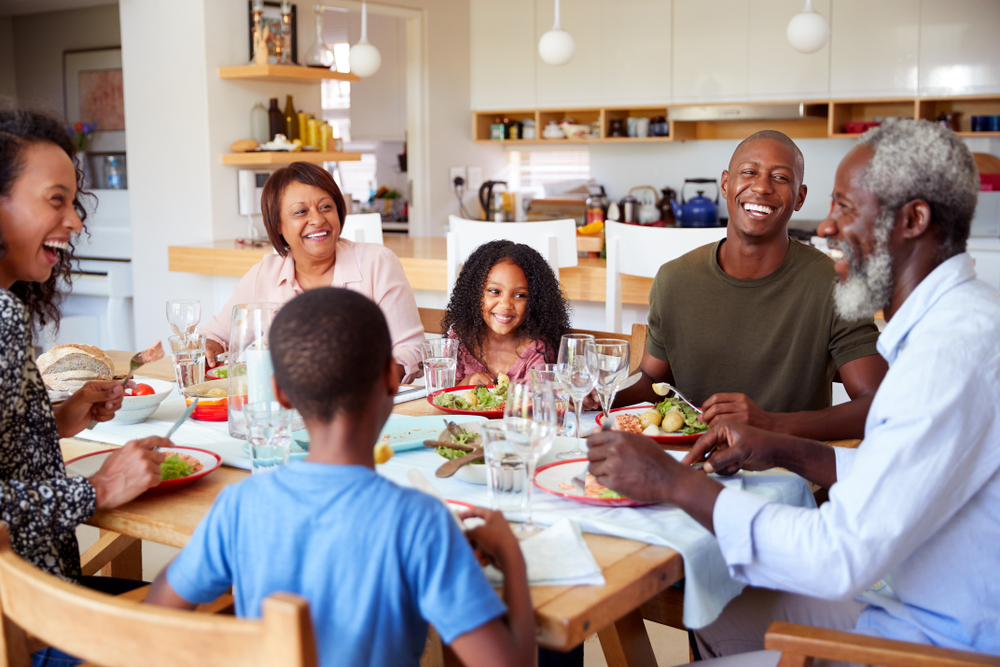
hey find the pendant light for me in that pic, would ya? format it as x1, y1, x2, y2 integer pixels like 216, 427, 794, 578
786, 0, 830, 54
538, 0, 575, 67
349, 1, 382, 77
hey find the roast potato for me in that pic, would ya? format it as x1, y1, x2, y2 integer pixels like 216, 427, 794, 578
661, 411, 685, 433
638, 409, 662, 429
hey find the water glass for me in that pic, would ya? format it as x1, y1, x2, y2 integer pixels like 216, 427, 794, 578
166, 300, 201, 337
480, 424, 528, 518
530, 363, 571, 436
244, 401, 292, 474
586, 339, 630, 419
505, 378, 558, 535
421, 338, 459, 395
555, 334, 596, 459
168, 334, 206, 389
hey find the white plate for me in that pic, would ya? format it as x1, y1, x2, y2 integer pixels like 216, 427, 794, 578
65, 446, 221, 489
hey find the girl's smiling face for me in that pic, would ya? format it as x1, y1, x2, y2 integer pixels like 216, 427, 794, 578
481, 260, 528, 337
279, 181, 341, 262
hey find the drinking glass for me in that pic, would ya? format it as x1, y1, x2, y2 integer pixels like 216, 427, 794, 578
504, 378, 558, 536
421, 338, 459, 395
166, 300, 201, 337
168, 334, 206, 389
480, 424, 528, 518
586, 339, 630, 420
227, 302, 282, 439
555, 334, 596, 459
530, 363, 571, 436
244, 401, 292, 474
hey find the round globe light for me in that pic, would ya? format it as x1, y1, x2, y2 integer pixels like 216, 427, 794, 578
350, 42, 382, 77
538, 29, 576, 66
786, 0, 830, 54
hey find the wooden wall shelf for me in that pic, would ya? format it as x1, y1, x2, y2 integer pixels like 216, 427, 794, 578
222, 151, 362, 166
218, 64, 360, 83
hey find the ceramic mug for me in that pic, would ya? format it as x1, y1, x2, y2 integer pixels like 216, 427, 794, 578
635, 117, 650, 138
627, 117, 638, 137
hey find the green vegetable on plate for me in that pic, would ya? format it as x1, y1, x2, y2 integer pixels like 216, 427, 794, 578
160, 454, 194, 481
655, 398, 709, 435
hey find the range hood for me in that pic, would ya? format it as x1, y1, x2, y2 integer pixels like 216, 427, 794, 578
667, 103, 826, 122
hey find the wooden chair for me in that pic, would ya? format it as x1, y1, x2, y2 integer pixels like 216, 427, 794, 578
568, 323, 647, 376
341, 213, 384, 245
418, 307, 446, 335
764, 622, 1000, 666
446, 216, 578, 299
0, 525, 317, 667
604, 221, 727, 332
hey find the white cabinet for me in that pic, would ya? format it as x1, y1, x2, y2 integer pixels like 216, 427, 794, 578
535, 0, 603, 108
747, 0, 830, 101
672, 0, 749, 103
918, 0, 1000, 96
470, 0, 537, 110
830, 0, 919, 98
599, 0, 671, 106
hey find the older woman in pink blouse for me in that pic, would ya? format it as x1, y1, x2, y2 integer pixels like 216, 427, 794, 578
199, 162, 423, 381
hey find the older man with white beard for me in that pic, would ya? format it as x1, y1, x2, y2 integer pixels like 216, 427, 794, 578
584, 119, 1000, 664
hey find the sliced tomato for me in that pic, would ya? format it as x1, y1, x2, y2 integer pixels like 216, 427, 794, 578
132, 383, 155, 396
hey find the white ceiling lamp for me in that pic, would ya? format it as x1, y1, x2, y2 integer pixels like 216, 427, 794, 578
349, 1, 382, 77
786, 0, 830, 54
538, 0, 575, 66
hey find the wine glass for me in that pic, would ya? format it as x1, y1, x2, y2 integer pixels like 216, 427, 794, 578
586, 339, 630, 420
167, 300, 202, 337
504, 378, 557, 536
555, 333, 596, 460
530, 363, 571, 436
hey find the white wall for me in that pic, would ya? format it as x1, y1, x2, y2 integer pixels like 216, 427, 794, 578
9, 4, 121, 117
0, 18, 16, 98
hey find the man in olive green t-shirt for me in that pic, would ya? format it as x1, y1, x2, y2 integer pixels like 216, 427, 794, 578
614, 131, 887, 440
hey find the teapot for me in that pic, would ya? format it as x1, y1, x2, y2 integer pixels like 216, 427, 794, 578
629, 186, 661, 225
678, 178, 720, 228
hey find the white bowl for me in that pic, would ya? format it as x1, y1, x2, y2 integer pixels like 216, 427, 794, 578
436, 452, 488, 485
112, 378, 174, 425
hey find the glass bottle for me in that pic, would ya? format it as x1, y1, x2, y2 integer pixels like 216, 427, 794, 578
280, 0, 293, 64
304, 5, 335, 68
250, 103, 269, 144
283, 95, 298, 141
105, 157, 124, 190
250, 0, 264, 65
268, 98, 283, 141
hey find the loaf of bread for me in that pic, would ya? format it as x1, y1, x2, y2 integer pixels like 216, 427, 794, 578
36, 344, 114, 391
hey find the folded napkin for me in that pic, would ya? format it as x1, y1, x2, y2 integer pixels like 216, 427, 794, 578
485, 518, 605, 587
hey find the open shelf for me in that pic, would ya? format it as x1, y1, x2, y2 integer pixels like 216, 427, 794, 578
828, 98, 916, 135
222, 151, 362, 166
917, 95, 1000, 133
218, 64, 360, 83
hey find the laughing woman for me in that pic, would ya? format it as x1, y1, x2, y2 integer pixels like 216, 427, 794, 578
0, 107, 166, 588
199, 162, 424, 382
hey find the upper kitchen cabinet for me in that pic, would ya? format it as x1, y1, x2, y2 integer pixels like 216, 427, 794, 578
535, 0, 603, 108
918, 0, 1000, 96
746, 0, 830, 100
599, 0, 671, 106
672, 0, 749, 103
470, 0, 537, 110
830, 0, 919, 98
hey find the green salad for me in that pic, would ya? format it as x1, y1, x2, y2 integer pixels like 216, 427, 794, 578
655, 398, 709, 435
160, 454, 194, 481
434, 445, 484, 465
433, 378, 509, 411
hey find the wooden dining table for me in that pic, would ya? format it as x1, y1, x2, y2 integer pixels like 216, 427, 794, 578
62, 351, 688, 666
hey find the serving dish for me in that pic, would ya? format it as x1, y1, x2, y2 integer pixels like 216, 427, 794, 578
427, 385, 506, 418
112, 378, 174, 425
182, 379, 230, 422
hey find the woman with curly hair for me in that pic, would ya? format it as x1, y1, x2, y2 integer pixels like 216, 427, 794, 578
442, 240, 571, 385
0, 106, 166, 596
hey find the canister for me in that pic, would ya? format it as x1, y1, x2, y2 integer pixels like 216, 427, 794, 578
307, 119, 320, 149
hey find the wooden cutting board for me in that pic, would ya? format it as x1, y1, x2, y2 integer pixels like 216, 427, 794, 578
974, 152, 1000, 175
106, 350, 177, 382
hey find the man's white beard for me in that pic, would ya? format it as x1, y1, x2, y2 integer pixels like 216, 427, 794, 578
832, 217, 894, 321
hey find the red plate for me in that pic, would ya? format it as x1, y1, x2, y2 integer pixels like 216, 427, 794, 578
595, 404, 707, 447
533, 459, 656, 508
427, 385, 506, 418
65, 446, 222, 489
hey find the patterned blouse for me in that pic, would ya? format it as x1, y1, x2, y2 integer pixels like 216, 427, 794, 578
0, 289, 95, 579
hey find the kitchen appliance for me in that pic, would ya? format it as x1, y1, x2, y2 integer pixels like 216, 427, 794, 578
678, 178, 720, 227
479, 180, 509, 221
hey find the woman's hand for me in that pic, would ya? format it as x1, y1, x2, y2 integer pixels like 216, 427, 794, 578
461, 372, 494, 387
205, 339, 225, 369
54, 380, 134, 438
88, 437, 168, 509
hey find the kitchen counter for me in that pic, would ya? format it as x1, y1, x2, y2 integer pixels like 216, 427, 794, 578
167, 236, 653, 305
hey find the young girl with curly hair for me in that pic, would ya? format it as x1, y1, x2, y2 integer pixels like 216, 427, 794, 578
441, 240, 571, 385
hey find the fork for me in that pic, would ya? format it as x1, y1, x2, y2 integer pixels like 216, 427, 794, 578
659, 382, 703, 414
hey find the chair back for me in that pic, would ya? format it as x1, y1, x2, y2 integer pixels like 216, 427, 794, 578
446, 216, 578, 298
0, 526, 316, 667
341, 213, 384, 245
419, 307, 446, 335
604, 221, 728, 332
569, 324, 647, 375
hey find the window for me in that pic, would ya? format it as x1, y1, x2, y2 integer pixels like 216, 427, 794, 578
506, 150, 590, 197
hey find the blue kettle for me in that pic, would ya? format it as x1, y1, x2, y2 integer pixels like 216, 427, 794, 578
678, 178, 720, 227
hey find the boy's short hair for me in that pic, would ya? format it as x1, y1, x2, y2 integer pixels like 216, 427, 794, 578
270, 288, 391, 421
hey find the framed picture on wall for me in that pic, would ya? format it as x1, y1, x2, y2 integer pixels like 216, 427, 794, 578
248, 2, 298, 64
63, 47, 126, 153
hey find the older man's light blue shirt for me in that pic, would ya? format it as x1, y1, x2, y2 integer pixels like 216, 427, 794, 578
713, 253, 1000, 653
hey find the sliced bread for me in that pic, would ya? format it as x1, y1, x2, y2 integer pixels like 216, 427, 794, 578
36, 344, 114, 391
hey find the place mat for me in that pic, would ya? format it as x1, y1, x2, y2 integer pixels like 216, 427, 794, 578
377, 439, 815, 630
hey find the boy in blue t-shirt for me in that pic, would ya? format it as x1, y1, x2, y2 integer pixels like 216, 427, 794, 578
146, 288, 535, 667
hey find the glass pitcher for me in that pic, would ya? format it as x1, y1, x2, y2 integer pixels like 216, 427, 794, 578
227, 302, 282, 439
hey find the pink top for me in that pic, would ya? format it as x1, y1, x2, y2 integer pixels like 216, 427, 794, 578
447, 329, 549, 383
199, 239, 424, 376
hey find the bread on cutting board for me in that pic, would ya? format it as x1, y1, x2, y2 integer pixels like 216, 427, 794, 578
36, 344, 114, 391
